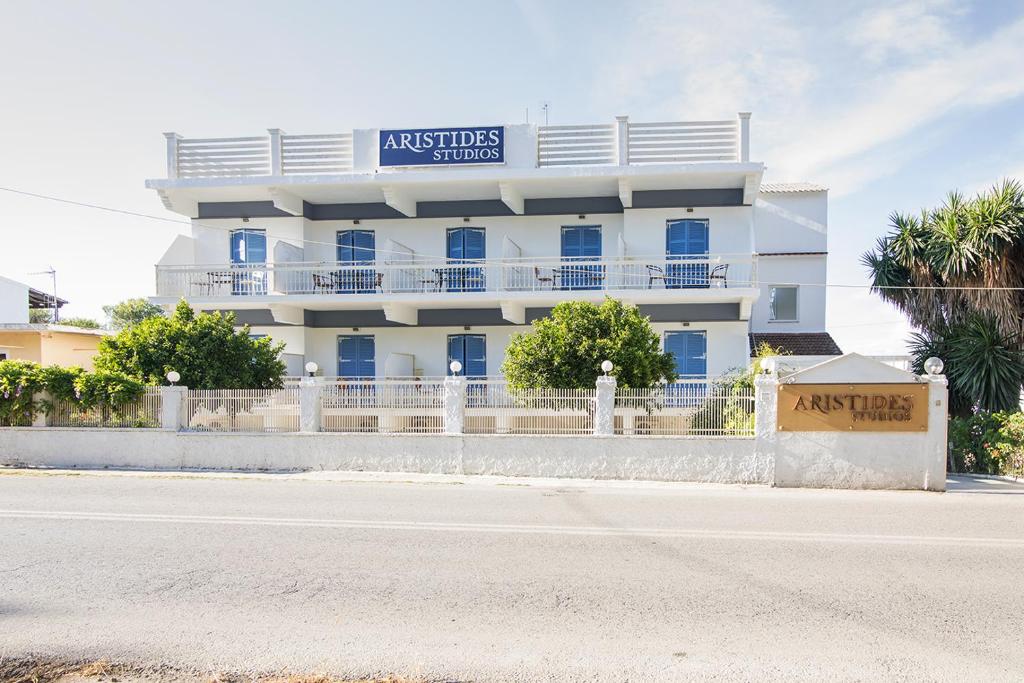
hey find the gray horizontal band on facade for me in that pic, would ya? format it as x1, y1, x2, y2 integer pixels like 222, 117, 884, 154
225, 303, 741, 328
194, 189, 745, 221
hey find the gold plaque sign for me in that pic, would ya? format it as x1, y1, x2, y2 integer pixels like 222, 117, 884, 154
777, 383, 929, 432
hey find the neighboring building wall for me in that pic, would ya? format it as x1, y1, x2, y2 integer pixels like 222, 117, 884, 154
0, 332, 42, 363
39, 331, 104, 369
0, 277, 29, 324
749, 255, 827, 332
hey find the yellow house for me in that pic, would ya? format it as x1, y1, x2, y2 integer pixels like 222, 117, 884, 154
0, 324, 107, 370
0, 274, 107, 370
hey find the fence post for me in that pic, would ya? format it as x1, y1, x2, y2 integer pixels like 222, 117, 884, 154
444, 375, 466, 434
299, 378, 322, 432
593, 375, 616, 436
615, 115, 629, 165
31, 390, 50, 427
753, 371, 777, 483
160, 386, 187, 431
268, 128, 285, 175
737, 112, 751, 163
163, 132, 182, 179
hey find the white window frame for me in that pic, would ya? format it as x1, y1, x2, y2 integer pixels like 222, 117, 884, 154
768, 285, 799, 323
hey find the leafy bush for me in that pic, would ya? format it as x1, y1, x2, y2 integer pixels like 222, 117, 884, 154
95, 300, 285, 389
0, 360, 42, 426
948, 411, 1024, 478
501, 298, 676, 390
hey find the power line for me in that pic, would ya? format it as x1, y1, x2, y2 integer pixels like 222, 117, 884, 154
5, 184, 1024, 292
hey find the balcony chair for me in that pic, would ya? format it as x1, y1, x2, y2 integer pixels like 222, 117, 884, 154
709, 263, 729, 288
534, 266, 557, 290
646, 264, 666, 289
312, 272, 339, 293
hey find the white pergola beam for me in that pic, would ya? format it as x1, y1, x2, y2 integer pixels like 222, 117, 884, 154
157, 190, 198, 218
383, 303, 418, 326
618, 179, 633, 209
382, 186, 417, 218
500, 300, 526, 325
268, 188, 303, 216
499, 182, 525, 215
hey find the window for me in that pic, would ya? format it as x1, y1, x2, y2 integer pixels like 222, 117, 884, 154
560, 226, 603, 290
769, 286, 798, 321
0, 352, 6, 361
336, 230, 376, 294
664, 331, 707, 406
447, 334, 486, 378
665, 219, 709, 288
229, 229, 267, 295
337, 335, 375, 379
446, 228, 486, 292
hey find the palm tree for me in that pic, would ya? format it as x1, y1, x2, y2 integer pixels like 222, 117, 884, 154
861, 180, 1024, 413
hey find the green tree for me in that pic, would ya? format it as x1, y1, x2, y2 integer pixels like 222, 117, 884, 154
94, 300, 286, 389
501, 298, 676, 390
862, 180, 1024, 413
58, 316, 102, 329
103, 298, 165, 329
28, 308, 53, 323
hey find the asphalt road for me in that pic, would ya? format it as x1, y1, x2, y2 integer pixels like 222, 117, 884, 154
1, 469, 1022, 682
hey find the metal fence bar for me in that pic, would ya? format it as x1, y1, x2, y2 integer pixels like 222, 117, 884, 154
464, 381, 595, 435
614, 382, 754, 436
47, 387, 163, 428
321, 379, 445, 433
183, 388, 300, 432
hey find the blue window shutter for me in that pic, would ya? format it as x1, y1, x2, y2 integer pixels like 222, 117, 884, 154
353, 230, 374, 263
245, 230, 267, 263
581, 227, 602, 257
667, 220, 708, 256
447, 335, 463, 375
464, 228, 485, 260
230, 230, 245, 264
447, 229, 463, 260
665, 331, 707, 378
358, 336, 375, 378
339, 335, 375, 379
465, 335, 487, 377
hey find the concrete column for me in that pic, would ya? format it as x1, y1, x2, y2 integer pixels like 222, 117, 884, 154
267, 128, 285, 176
593, 376, 617, 436
299, 379, 322, 433
160, 386, 187, 431
162, 132, 182, 179
444, 376, 467, 434
737, 112, 751, 162
615, 115, 629, 165
924, 374, 949, 491
31, 390, 50, 427
753, 372, 778, 481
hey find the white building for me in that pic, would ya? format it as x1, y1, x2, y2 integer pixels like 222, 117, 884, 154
147, 114, 839, 380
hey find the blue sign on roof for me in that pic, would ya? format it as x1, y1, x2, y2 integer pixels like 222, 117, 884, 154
379, 126, 504, 167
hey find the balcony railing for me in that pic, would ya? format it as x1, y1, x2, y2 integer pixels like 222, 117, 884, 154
161, 115, 751, 179
155, 255, 758, 299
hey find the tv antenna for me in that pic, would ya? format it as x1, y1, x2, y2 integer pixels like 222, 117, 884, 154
29, 266, 58, 323
541, 102, 550, 126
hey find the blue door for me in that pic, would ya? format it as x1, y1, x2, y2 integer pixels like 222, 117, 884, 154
447, 334, 486, 378
666, 219, 709, 288
337, 230, 376, 294
446, 228, 486, 292
560, 226, 603, 290
230, 229, 267, 295
338, 335, 375, 379
664, 331, 707, 405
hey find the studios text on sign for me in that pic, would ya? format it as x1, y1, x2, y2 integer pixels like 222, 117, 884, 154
776, 383, 929, 432
379, 126, 505, 167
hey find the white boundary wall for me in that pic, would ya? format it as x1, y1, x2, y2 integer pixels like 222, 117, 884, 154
0, 430, 766, 484
0, 355, 949, 489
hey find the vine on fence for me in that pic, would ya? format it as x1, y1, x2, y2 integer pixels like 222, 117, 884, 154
0, 360, 148, 426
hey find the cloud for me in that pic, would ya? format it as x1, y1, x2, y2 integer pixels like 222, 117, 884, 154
848, 0, 963, 63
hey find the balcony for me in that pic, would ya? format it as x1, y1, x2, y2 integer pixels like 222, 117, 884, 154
154, 254, 760, 324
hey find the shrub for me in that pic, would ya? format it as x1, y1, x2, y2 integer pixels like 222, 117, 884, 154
948, 411, 1024, 478
0, 360, 42, 426
502, 298, 676, 390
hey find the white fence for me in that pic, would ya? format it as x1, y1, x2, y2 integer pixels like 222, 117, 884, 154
615, 384, 754, 436
183, 388, 300, 432
155, 255, 758, 298
627, 120, 739, 164
47, 387, 163, 428
465, 382, 595, 435
321, 379, 445, 433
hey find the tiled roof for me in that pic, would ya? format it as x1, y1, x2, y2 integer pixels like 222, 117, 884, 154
759, 182, 828, 193
749, 332, 842, 357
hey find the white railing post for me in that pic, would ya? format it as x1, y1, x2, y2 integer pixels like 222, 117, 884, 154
268, 128, 285, 176
615, 116, 629, 165
444, 375, 467, 434
593, 375, 616, 436
753, 371, 777, 479
299, 378, 322, 432
31, 389, 50, 427
737, 113, 751, 162
163, 132, 182, 179
160, 385, 187, 431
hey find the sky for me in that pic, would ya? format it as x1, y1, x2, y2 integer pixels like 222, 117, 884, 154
2, 0, 1024, 353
